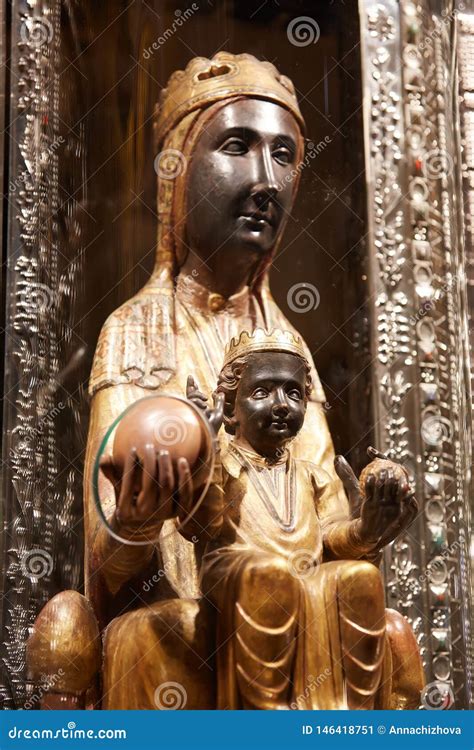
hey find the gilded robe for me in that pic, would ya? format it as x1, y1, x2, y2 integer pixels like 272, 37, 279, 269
194, 442, 387, 709
87, 274, 342, 610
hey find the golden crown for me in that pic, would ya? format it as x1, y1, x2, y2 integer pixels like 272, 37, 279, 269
223, 328, 308, 368
154, 52, 304, 147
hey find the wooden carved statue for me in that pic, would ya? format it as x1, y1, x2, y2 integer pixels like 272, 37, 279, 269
27, 53, 424, 710
178, 327, 422, 709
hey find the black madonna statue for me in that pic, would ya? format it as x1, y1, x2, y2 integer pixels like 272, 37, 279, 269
27, 52, 424, 710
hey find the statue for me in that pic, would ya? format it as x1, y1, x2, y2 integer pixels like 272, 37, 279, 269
184, 328, 419, 709
27, 53, 424, 710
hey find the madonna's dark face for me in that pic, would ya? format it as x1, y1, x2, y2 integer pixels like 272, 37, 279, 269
184, 99, 301, 267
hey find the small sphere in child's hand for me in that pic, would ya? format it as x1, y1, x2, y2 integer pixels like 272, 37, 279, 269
359, 458, 408, 498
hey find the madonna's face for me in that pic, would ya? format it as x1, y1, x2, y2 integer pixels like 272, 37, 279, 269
184, 99, 301, 264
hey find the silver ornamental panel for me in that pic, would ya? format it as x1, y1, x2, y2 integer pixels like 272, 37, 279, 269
360, 0, 473, 709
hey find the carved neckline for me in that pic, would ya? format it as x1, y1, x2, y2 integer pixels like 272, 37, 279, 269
229, 442, 296, 533
176, 272, 251, 317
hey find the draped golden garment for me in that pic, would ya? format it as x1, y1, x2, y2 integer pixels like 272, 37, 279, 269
87, 274, 340, 604
198, 443, 388, 710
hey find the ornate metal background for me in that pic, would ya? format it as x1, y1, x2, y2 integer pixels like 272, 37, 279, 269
0, 0, 471, 709
458, 10, 474, 435
0, 0, 87, 708
360, 0, 472, 708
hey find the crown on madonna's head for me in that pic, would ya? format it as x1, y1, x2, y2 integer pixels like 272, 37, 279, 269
223, 328, 308, 368
154, 51, 304, 147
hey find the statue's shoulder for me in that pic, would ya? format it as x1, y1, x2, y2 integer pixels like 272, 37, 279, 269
293, 460, 336, 506
220, 448, 244, 479
293, 457, 329, 482
89, 287, 176, 398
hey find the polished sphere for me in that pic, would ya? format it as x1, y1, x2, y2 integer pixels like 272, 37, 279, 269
113, 396, 205, 473
359, 457, 408, 498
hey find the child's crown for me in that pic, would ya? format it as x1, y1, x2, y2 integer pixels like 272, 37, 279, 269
223, 328, 308, 368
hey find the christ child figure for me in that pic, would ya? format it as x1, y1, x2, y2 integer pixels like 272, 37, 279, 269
184, 328, 417, 711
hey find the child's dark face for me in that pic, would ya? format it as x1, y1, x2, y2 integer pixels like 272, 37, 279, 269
233, 352, 307, 458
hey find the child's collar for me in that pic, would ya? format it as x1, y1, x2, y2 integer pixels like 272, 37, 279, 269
226, 439, 289, 473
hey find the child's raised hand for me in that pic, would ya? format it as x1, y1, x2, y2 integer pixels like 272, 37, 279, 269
357, 459, 418, 546
334, 454, 363, 519
186, 375, 224, 435
335, 449, 418, 549
186, 375, 208, 411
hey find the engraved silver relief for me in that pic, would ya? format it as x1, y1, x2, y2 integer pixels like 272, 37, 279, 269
0, 0, 85, 708
360, 0, 472, 707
